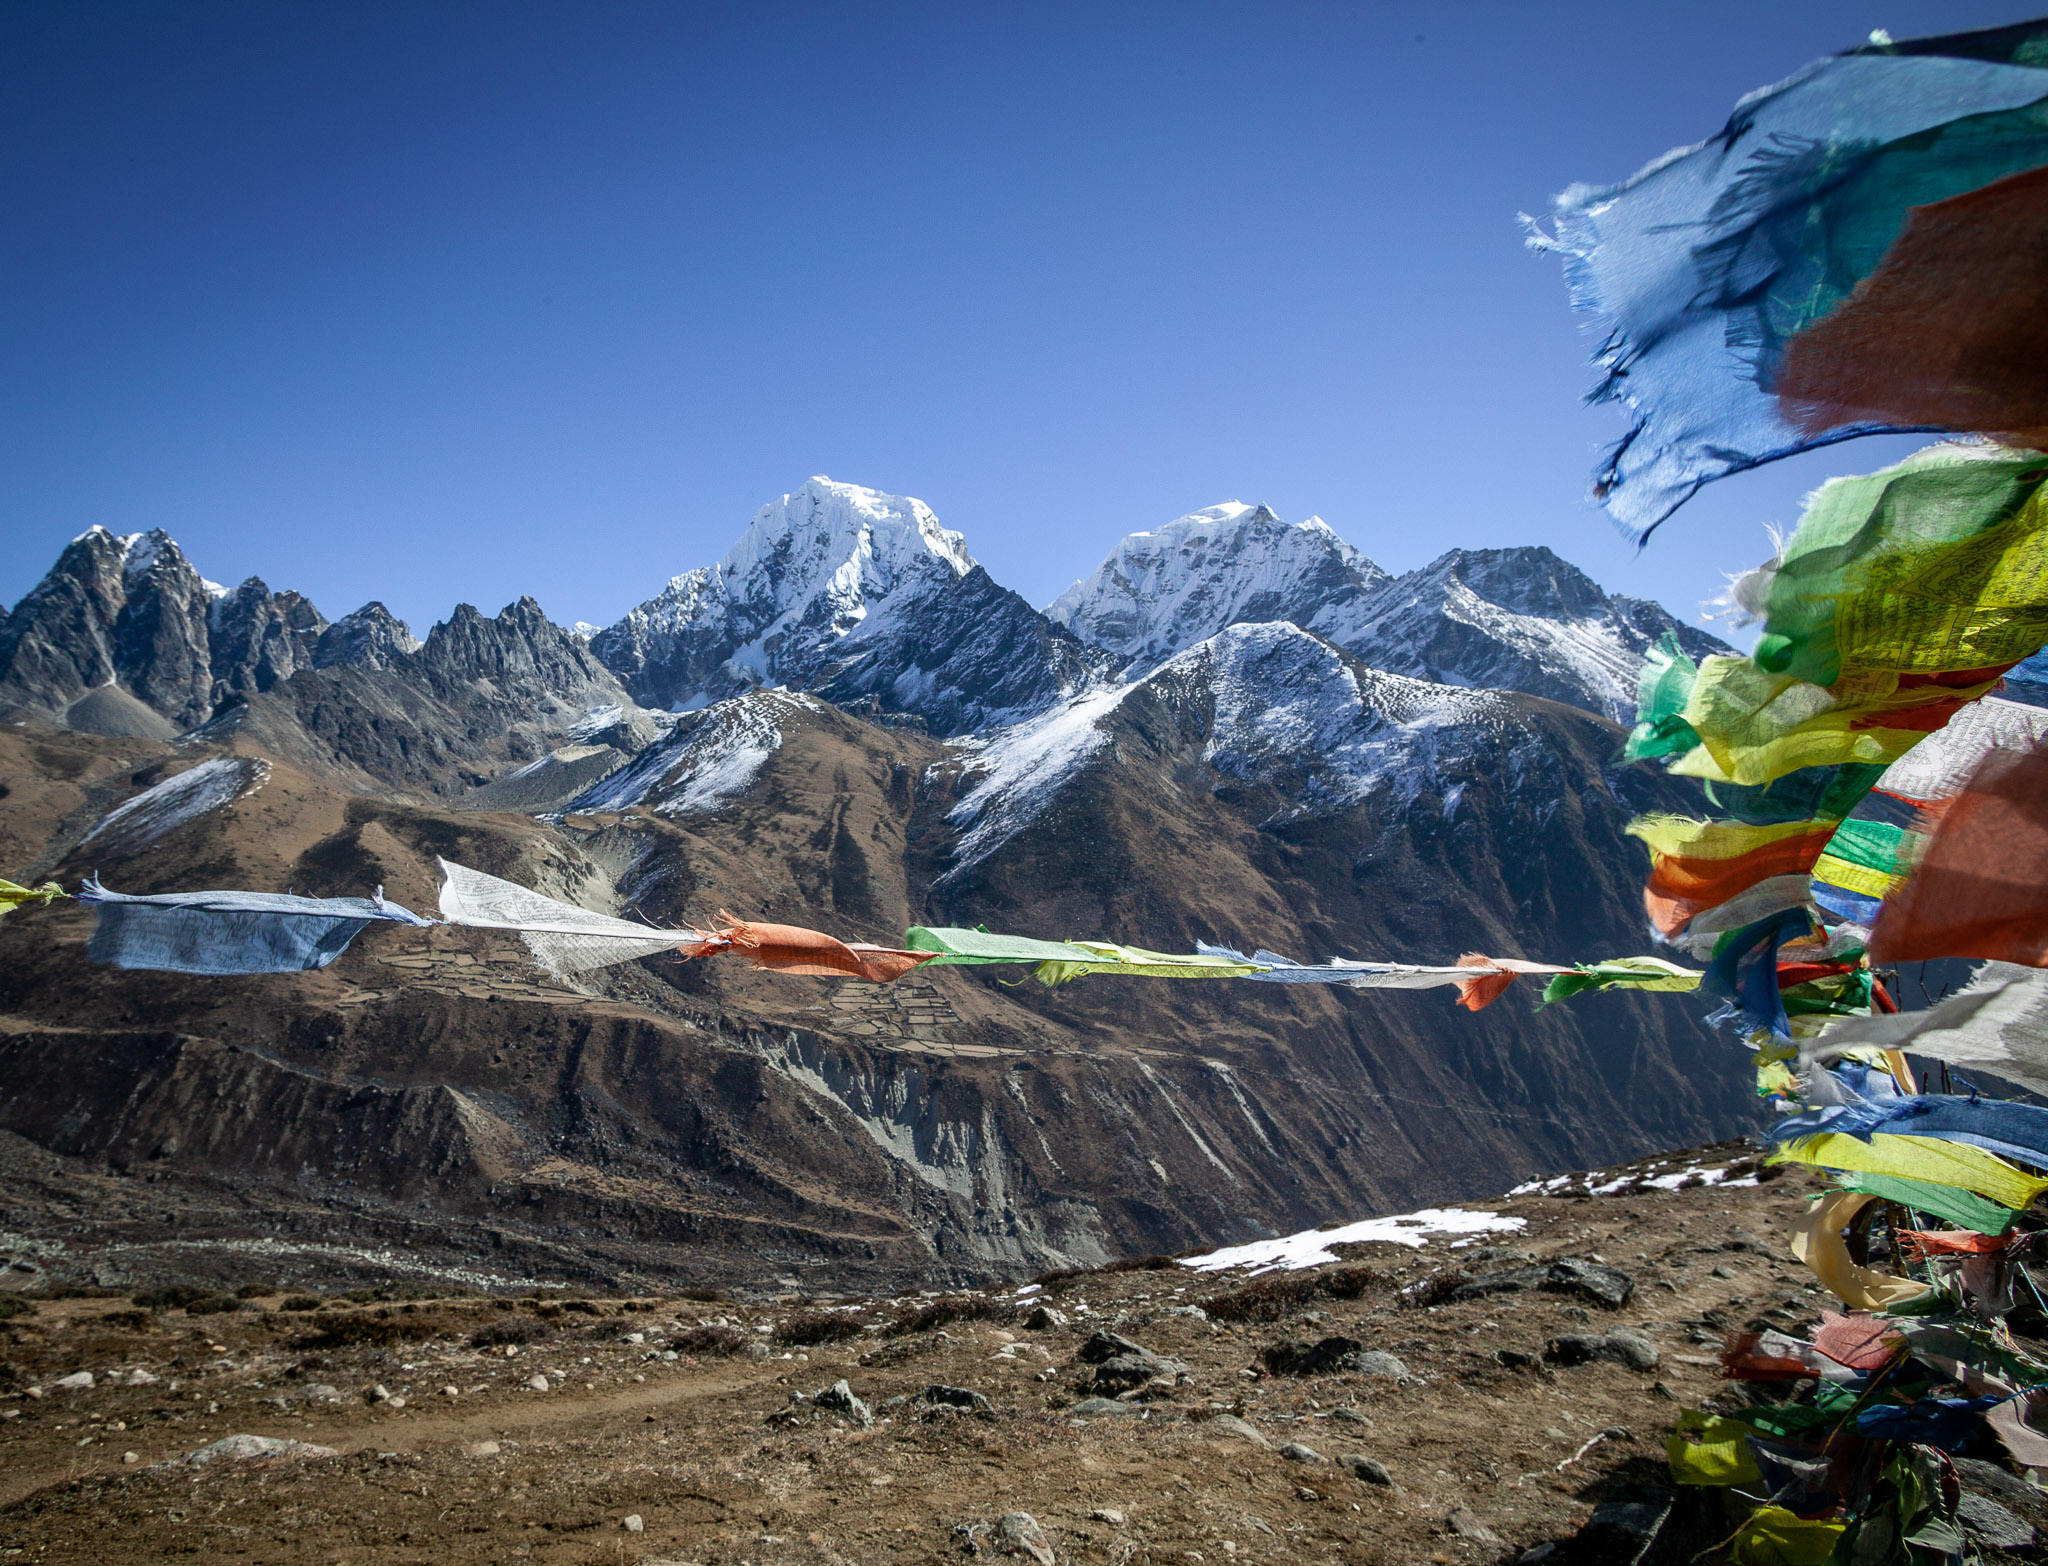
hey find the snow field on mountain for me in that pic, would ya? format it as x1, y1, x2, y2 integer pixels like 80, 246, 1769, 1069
568, 690, 817, 817
942, 685, 1127, 871
80, 757, 270, 854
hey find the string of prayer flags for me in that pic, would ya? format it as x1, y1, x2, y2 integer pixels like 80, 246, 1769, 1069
1771, 1093, 2048, 1174
1810, 818, 1920, 926
1448, 954, 1575, 1012
1661, 875, 1816, 960
1789, 1192, 1952, 1313
1775, 165, 2048, 455
1896, 1229, 2021, 1261
1029, 941, 1268, 988
1871, 694, 2048, 805
0, 878, 65, 917
1532, 17, 2048, 537
437, 858, 726, 975
1643, 655, 2007, 789
1701, 906, 1816, 1041
1665, 1411, 1765, 1488
78, 876, 433, 975
1869, 746, 2048, 965
1629, 815, 1838, 937
1834, 1172, 2022, 1240
1196, 942, 1553, 995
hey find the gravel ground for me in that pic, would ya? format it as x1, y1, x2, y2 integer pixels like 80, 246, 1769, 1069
0, 1147, 1860, 1565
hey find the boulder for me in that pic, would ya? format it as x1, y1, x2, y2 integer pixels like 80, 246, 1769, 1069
1091, 1350, 1187, 1393
922, 1384, 995, 1414
1542, 1331, 1660, 1371
1450, 1258, 1634, 1310
1076, 1330, 1150, 1364
816, 1378, 875, 1429
1344, 1454, 1394, 1485
998, 1512, 1056, 1566
169, 1434, 338, 1468
1069, 1396, 1138, 1418
1205, 1414, 1269, 1448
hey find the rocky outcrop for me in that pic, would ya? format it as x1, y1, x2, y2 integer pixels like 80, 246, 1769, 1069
197, 597, 644, 796
1335, 546, 1729, 723
208, 578, 328, 705
0, 528, 220, 731
312, 603, 421, 671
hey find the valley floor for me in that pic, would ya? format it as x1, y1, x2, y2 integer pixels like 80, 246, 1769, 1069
6, 1145, 1997, 1566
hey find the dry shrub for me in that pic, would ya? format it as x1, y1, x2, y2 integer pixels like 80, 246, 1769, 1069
676, 1287, 725, 1303
672, 1323, 749, 1356
886, 1294, 1011, 1336
292, 1309, 464, 1350
775, 1311, 867, 1346
131, 1285, 217, 1312
471, 1316, 552, 1348
1316, 1266, 1386, 1301
1398, 1269, 1470, 1309
1199, 1273, 1320, 1324
1200, 1265, 1388, 1323
279, 1296, 324, 1313
1031, 1253, 1181, 1292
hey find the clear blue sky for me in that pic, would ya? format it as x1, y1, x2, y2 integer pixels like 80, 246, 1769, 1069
1, 2, 2025, 637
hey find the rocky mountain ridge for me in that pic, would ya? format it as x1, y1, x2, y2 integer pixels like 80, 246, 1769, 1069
3, 476, 1728, 763
1046, 503, 1729, 723
0, 477, 1763, 1290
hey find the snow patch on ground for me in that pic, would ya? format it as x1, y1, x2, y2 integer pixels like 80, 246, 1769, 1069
1180, 1207, 1526, 1274
1508, 1158, 1759, 1198
81, 757, 269, 853
564, 704, 624, 740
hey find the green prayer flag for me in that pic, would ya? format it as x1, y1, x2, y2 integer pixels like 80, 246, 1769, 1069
1539, 956, 1703, 1006
1832, 1172, 2021, 1235
1754, 445, 2048, 686
903, 926, 1099, 965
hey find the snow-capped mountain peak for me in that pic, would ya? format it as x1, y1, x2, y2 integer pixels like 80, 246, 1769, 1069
1044, 502, 1391, 673
591, 477, 1100, 733
594, 477, 976, 706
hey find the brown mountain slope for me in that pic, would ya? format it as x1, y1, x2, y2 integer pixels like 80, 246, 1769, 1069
0, 643, 1756, 1295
